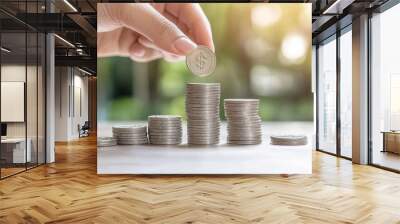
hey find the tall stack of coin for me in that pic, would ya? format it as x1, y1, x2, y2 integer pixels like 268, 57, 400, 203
224, 99, 262, 145
148, 115, 182, 145
186, 83, 220, 145
112, 125, 148, 145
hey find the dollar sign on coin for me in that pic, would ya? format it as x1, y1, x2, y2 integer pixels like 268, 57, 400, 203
186, 45, 216, 77
196, 52, 206, 71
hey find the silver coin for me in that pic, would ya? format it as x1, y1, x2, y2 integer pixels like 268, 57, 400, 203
149, 135, 182, 139
98, 143, 117, 147
186, 90, 221, 94
224, 99, 259, 103
148, 119, 182, 122
98, 141, 117, 145
228, 140, 262, 145
118, 140, 148, 144
148, 124, 182, 129
188, 141, 219, 145
188, 132, 220, 137
98, 137, 118, 147
226, 117, 261, 121
113, 134, 147, 138
148, 124, 181, 127
148, 115, 181, 119
270, 135, 308, 146
227, 126, 261, 130
112, 124, 147, 130
149, 127, 182, 131
149, 134, 182, 138
224, 98, 263, 144
228, 138, 262, 142
227, 125, 262, 130
116, 139, 148, 142
149, 141, 181, 144
187, 125, 220, 129
186, 46, 216, 76
228, 136, 261, 139
188, 127, 220, 131
186, 83, 221, 145
113, 136, 148, 140
148, 118, 182, 122
98, 137, 116, 142
112, 129, 147, 132
225, 114, 260, 119
186, 114, 220, 119
113, 131, 147, 135
186, 100, 220, 104
186, 82, 220, 88
188, 125, 220, 130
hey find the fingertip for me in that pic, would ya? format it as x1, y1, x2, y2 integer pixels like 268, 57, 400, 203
209, 42, 215, 52
132, 47, 145, 57
173, 36, 197, 55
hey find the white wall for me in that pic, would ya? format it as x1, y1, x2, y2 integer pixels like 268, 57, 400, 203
54, 67, 89, 141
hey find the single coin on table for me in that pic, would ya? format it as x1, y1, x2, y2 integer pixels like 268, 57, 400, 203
186, 46, 216, 76
270, 135, 308, 146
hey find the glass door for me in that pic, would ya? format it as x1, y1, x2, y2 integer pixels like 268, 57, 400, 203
339, 27, 352, 158
317, 35, 337, 154
370, 3, 400, 171
1, 30, 28, 178
0, 1, 46, 179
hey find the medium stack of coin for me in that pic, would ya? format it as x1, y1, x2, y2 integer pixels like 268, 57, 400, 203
224, 99, 262, 145
112, 125, 148, 145
186, 83, 220, 145
148, 115, 182, 145
97, 137, 117, 147
270, 135, 308, 146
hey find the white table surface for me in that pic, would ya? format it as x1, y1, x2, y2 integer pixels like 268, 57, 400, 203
97, 121, 313, 175
1, 137, 32, 163
1, 137, 26, 143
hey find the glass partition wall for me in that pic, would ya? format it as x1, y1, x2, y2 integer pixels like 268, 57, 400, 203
317, 35, 337, 155
370, 3, 400, 171
0, 1, 46, 179
339, 27, 352, 159
316, 26, 352, 159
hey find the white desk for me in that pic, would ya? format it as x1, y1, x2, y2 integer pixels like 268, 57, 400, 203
1, 138, 31, 163
98, 122, 313, 175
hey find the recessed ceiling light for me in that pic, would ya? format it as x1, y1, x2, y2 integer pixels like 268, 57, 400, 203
1, 47, 11, 53
63, 0, 78, 12
54, 34, 75, 48
78, 67, 93, 76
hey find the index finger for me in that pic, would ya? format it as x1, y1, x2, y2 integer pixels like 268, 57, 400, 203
165, 3, 215, 52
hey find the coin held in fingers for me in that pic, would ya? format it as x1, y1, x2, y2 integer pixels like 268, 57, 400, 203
186, 45, 216, 76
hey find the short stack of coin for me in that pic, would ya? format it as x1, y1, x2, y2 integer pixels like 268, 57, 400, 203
270, 135, 308, 146
97, 137, 117, 147
224, 99, 262, 145
112, 125, 148, 145
186, 83, 220, 145
148, 115, 182, 145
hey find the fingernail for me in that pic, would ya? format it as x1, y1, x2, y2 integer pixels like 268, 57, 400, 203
133, 48, 145, 57
173, 37, 197, 55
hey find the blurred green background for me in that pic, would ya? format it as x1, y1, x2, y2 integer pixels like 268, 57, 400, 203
98, 3, 312, 122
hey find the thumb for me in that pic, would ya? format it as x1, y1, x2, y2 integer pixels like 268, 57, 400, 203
107, 3, 197, 55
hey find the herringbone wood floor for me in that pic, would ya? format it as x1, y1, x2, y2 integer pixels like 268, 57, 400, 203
1, 136, 400, 224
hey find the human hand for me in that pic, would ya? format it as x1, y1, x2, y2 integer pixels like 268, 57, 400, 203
97, 3, 214, 62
